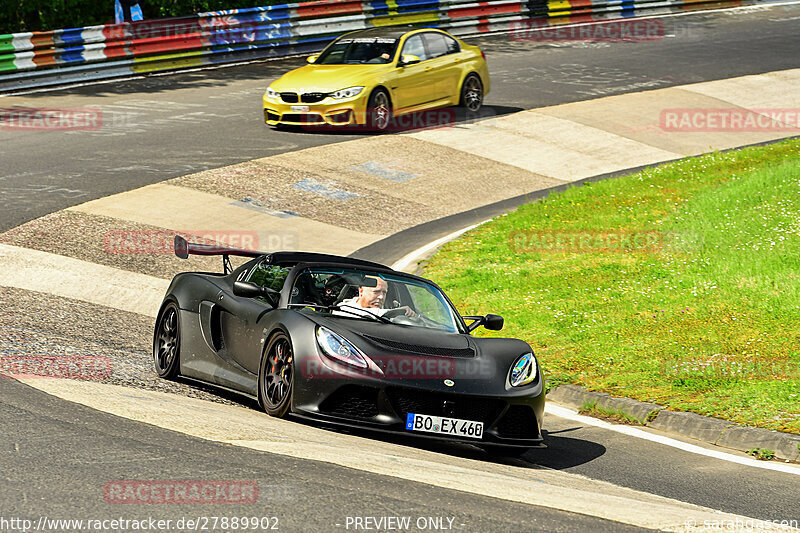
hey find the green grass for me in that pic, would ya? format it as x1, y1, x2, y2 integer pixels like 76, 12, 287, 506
746, 447, 776, 461
579, 400, 644, 425
423, 139, 800, 434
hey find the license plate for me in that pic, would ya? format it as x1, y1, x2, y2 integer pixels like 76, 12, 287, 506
405, 413, 484, 439
291, 105, 310, 112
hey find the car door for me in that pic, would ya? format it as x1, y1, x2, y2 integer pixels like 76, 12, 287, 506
422, 32, 463, 101
390, 34, 431, 111
214, 262, 290, 392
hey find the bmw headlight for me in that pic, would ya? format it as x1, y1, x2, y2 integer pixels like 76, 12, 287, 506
316, 326, 368, 368
331, 86, 364, 100
509, 353, 537, 387
265, 87, 279, 99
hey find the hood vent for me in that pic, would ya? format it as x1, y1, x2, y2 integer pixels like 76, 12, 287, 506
362, 334, 475, 358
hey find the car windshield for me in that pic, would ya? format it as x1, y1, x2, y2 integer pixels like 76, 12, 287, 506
289, 268, 463, 332
315, 37, 399, 65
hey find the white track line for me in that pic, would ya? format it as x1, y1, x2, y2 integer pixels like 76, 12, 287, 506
391, 222, 485, 272
546, 404, 800, 476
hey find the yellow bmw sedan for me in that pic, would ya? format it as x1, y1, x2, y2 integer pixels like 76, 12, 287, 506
262, 27, 490, 131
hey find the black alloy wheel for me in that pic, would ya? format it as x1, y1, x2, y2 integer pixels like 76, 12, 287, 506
259, 332, 294, 417
154, 302, 180, 379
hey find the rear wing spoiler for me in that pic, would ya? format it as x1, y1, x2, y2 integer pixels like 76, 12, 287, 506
174, 235, 262, 274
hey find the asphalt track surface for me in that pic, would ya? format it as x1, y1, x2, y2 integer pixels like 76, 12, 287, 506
1, 378, 652, 533
2, 4, 800, 232
2, 4, 800, 531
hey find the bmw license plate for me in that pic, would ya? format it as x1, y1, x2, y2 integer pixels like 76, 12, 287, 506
291, 105, 310, 112
405, 413, 483, 439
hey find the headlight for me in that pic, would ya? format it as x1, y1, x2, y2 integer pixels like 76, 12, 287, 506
265, 87, 279, 99
331, 86, 364, 99
509, 353, 537, 387
316, 326, 368, 368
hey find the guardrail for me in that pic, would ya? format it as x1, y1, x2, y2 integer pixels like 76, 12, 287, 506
0, 0, 773, 92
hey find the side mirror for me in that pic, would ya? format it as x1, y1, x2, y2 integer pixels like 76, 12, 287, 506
484, 314, 504, 331
233, 281, 279, 307
307, 55, 319, 64
463, 314, 504, 332
398, 54, 420, 67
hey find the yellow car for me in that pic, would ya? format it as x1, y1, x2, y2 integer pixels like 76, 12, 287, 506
263, 27, 490, 131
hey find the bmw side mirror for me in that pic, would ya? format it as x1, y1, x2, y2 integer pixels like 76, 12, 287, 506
233, 281, 279, 307
398, 54, 421, 67
307, 55, 319, 64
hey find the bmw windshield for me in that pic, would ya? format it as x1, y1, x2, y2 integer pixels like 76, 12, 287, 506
289, 268, 464, 333
315, 37, 399, 65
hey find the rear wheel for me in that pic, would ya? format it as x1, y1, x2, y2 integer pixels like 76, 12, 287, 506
153, 302, 180, 379
259, 332, 294, 417
459, 74, 483, 113
367, 89, 392, 131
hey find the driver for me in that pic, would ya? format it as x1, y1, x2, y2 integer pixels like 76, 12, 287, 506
341, 276, 417, 317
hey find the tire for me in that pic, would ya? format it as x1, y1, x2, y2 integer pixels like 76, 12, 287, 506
366, 89, 392, 132
482, 445, 529, 458
259, 332, 294, 418
459, 74, 483, 113
153, 302, 180, 379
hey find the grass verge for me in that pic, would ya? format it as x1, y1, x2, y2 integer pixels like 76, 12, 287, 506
746, 447, 776, 461
423, 139, 800, 434
578, 400, 644, 425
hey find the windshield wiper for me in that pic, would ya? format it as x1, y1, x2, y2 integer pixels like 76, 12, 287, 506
287, 303, 390, 323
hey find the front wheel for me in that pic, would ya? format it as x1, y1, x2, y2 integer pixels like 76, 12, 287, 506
367, 89, 392, 132
259, 332, 294, 417
459, 74, 483, 113
153, 302, 180, 379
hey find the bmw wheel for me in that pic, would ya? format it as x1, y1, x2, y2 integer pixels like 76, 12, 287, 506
460, 74, 483, 113
259, 332, 294, 417
367, 89, 392, 132
153, 302, 180, 379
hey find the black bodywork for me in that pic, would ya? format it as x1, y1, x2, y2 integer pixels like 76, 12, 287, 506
155, 237, 546, 449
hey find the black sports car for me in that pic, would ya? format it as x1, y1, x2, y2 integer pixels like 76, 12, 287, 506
154, 236, 545, 452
